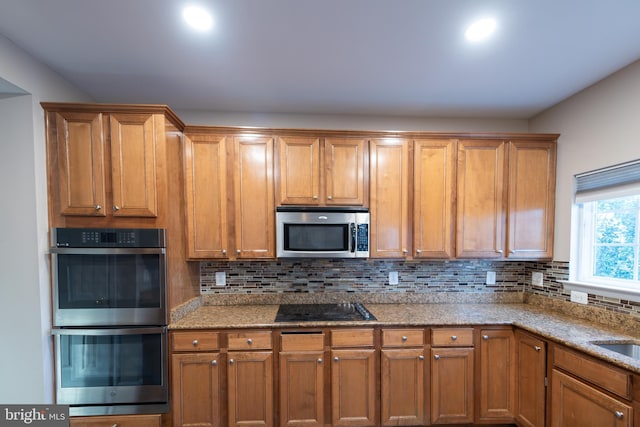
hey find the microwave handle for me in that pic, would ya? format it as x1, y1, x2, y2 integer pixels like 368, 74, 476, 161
350, 223, 356, 253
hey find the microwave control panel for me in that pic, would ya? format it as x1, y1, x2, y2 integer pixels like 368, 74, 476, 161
356, 224, 369, 251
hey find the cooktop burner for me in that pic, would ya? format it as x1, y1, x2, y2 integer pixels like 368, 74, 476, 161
275, 303, 376, 322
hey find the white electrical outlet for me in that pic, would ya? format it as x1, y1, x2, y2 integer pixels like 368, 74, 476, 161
389, 271, 399, 285
570, 290, 588, 304
532, 272, 544, 286
486, 271, 496, 285
215, 271, 226, 287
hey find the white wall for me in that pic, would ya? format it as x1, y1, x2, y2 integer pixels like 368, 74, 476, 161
529, 59, 640, 261
177, 109, 529, 132
0, 34, 90, 403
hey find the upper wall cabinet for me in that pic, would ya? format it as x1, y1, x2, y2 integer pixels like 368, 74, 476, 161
276, 136, 368, 206
456, 138, 556, 260
183, 131, 275, 260
43, 103, 182, 228
413, 139, 457, 259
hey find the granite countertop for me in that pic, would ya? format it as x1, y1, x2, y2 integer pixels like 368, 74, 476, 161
170, 302, 640, 374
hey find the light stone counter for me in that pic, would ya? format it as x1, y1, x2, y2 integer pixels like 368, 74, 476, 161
169, 300, 640, 374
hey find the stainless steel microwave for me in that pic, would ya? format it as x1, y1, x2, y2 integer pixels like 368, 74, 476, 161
276, 207, 369, 258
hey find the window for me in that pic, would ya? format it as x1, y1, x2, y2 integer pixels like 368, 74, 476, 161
567, 159, 640, 301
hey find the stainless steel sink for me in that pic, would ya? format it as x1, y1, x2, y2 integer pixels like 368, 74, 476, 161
593, 342, 640, 360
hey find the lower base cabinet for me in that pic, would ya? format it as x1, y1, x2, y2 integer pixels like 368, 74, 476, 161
70, 415, 162, 427
172, 353, 221, 427
515, 330, 546, 427
477, 328, 515, 423
228, 351, 274, 427
431, 347, 474, 424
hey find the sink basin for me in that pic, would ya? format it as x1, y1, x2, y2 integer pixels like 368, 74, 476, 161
593, 342, 640, 360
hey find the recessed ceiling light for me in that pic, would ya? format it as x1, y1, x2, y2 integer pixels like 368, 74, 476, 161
183, 5, 213, 31
465, 18, 496, 42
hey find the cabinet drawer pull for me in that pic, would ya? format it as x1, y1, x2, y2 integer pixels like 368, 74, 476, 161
313, 195, 318, 200
113, 205, 120, 212
247, 338, 253, 345
402, 249, 408, 254
334, 356, 339, 362
222, 249, 227, 255
434, 354, 440, 360
416, 249, 422, 254
192, 339, 198, 346
401, 336, 408, 341
418, 355, 425, 360
95, 205, 102, 211
327, 195, 333, 200
615, 411, 624, 419
451, 335, 458, 341
496, 249, 504, 254
482, 335, 489, 340
111, 424, 117, 427
229, 359, 234, 365
317, 358, 323, 364
211, 360, 217, 366
236, 249, 241, 254
534, 346, 542, 352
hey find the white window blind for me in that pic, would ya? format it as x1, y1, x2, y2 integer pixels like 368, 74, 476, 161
574, 159, 640, 203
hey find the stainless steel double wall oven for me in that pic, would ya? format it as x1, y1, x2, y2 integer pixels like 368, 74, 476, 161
50, 228, 168, 416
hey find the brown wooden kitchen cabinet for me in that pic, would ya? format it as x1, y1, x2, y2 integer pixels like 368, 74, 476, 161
477, 327, 515, 423
184, 132, 275, 259
279, 332, 325, 427
413, 139, 456, 259
276, 136, 368, 206
331, 329, 377, 427
44, 104, 178, 223
369, 138, 410, 258
456, 138, 556, 260
171, 331, 222, 427
70, 414, 162, 427
227, 331, 274, 427
430, 328, 474, 424
380, 329, 428, 426
515, 330, 547, 427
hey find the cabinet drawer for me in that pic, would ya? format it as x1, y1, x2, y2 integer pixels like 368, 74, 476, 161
227, 330, 273, 350
70, 415, 161, 427
431, 328, 474, 347
331, 328, 374, 347
281, 332, 325, 351
172, 331, 220, 352
554, 346, 631, 400
382, 329, 424, 347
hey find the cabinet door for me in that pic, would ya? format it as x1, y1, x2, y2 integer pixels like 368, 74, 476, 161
515, 331, 546, 427
413, 139, 456, 259
54, 111, 107, 216
478, 328, 515, 422
234, 136, 275, 258
551, 369, 631, 427
70, 415, 161, 427
184, 134, 229, 259
279, 351, 324, 427
324, 138, 367, 205
228, 351, 274, 427
507, 140, 556, 259
331, 349, 376, 427
110, 113, 158, 217
369, 138, 410, 258
172, 353, 221, 427
456, 139, 506, 258
277, 136, 321, 204
431, 347, 474, 424
381, 349, 427, 426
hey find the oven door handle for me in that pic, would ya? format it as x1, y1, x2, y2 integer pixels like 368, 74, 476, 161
350, 223, 356, 253
50, 247, 166, 255
52, 326, 167, 336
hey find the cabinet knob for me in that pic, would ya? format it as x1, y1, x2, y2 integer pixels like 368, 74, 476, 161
222, 249, 227, 255
313, 195, 318, 200
112, 205, 120, 212
402, 249, 408, 254
211, 360, 217, 366
534, 346, 542, 352
451, 335, 458, 341
247, 338, 253, 345
434, 354, 440, 360
111, 424, 117, 427
496, 249, 504, 254
95, 205, 102, 211
192, 339, 199, 346
327, 195, 333, 200
317, 358, 323, 364
482, 335, 489, 340
401, 336, 408, 341
236, 249, 241, 254
510, 250, 516, 254
334, 356, 339, 362
615, 411, 624, 419
229, 359, 234, 365
416, 249, 422, 254
418, 355, 425, 361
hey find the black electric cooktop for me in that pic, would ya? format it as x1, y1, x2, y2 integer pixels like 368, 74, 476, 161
275, 303, 376, 322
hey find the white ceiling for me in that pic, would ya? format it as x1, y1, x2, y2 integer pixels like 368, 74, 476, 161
1, 0, 639, 118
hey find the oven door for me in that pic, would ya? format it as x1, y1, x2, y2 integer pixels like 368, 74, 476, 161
51, 248, 166, 326
52, 327, 168, 416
